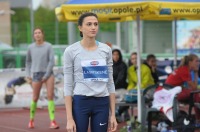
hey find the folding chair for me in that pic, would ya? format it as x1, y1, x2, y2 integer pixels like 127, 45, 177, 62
141, 83, 178, 132
173, 90, 200, 132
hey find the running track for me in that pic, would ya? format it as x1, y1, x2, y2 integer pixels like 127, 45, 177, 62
0, 105, 126, 132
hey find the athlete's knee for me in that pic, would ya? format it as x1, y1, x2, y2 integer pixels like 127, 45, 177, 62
47, 94, 54, 100
32, 96, 39, 102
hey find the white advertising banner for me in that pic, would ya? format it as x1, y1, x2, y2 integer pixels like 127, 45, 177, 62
0, 67, 64, 108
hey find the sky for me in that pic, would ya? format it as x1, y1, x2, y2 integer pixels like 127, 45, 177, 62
33, 0, 42, 10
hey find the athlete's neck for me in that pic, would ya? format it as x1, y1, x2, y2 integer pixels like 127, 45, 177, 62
81, 39, 97, 51
35, 40, 44, 45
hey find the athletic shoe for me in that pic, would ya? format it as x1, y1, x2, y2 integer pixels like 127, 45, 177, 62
50, 120, 59, 129
28, 120, 34, 129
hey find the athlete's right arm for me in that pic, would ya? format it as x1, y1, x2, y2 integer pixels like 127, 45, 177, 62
25, 47, 32, 78
65, 96, 76, 132
63, 46, 76, 131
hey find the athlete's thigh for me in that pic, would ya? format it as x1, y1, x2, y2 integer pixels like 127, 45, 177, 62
45, 75, 54, 99
72, 95, 91, 132
90, 97, 109, 132
32, 81, 43, 100
31, 72, 44, 100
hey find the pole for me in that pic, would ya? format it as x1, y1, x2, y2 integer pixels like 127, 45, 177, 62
116, 22, 121, 48
30, 0, 34, 42
136, 15, 142, 123
55, 18, 59, 44
173, 18, 177, 69
67, 22, 76, 44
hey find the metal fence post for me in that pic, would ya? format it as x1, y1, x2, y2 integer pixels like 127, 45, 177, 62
0, 51, 3, 68
15, 48, 21, 68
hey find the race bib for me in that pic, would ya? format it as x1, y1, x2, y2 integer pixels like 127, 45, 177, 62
81, 59, 108, 82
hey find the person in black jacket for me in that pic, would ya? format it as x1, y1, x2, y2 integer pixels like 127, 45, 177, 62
112, 49, 128, 89
144, 54, 159, 84
113, 49, 129, 122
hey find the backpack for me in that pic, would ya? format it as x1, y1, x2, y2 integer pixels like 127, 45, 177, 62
124, 89, 137, 103
173, 110, 195, 132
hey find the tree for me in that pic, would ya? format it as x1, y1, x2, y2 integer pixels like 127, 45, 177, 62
11, 7, 68, 46
11, 6, 116, 47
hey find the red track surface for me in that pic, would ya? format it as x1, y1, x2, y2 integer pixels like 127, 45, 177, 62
0, 105, 126, 132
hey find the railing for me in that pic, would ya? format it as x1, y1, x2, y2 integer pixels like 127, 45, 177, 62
0, 46, 66, 69
0, 46, 187, 69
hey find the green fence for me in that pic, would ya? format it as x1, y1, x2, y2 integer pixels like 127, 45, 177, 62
11, 22, 68, 47
0, 46, 185, 69
0, 46, 66, 69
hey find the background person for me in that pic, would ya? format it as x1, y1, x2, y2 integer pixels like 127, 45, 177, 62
165, 54, 200, 122
112, 49, 128, 122
105, 41, 112, 48
112, 49, 128, 90
63, 12, 117, 132
127, 52, 154, 90
116, 52, 155, 122
26, 27, 59, 129
116, 52, 154, 117
4, 76, 31, 104
143, 54, 159, 84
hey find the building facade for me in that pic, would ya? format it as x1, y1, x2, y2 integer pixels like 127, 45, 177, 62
0, 1, 11, 45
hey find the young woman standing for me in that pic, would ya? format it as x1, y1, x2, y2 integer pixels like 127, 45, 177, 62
63, 12, 118, 132
26, 27, 59, 129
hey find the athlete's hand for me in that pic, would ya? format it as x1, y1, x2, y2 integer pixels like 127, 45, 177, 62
108, 115, 118, 132
66, 119, 76, 132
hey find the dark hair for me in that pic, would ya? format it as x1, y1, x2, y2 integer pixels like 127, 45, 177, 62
128, 52, 137, 66
146, 54, 156, 61
131, 52, 137, 56
112, 49, 123, 63
33, 27, 45, 41
78, 12, 98, 37
179, 54, 198, 67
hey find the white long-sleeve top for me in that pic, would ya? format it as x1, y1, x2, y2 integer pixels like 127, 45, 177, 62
63, 41, 115, 97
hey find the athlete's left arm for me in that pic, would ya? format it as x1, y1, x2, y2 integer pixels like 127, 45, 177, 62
109, 93, 117, 131
44, 44, 55, 79
106, 46, 117, 131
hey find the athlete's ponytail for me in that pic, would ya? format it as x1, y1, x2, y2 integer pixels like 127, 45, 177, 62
179, 54, 198, 67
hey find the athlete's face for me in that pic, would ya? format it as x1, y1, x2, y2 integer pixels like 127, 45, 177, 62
190, 57, 199, 71
79, 16, 98, 38
33, 29, 44, 42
